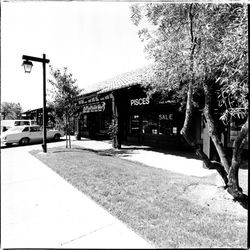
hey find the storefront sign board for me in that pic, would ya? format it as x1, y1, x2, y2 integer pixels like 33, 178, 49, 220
130, 97, 150, 106
82, 102, 105, 113
159, 114, 173, 120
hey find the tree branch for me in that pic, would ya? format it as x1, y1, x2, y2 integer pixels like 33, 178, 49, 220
203, 81, 231, 173
227, 117, 248, 199
180, 5, 229, 186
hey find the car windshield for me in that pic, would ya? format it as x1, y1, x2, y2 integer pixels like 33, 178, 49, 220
7, 126, 27, 132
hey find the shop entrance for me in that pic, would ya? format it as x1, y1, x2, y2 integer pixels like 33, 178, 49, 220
127, 114, 141, 144
126, 111, 183, 148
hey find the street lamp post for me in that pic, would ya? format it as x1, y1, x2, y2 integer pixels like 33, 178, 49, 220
22, 54, 50, 153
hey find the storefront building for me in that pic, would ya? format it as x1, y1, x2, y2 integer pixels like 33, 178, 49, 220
75, 66, 248, 161
21, 107, 55, 127
76, 91, 113, 139
75, 67, 202, 150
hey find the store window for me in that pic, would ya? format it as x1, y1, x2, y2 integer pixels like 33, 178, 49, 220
159, 113, 177, 136
142, 113, 158, 134
142, 113, 178, 136
83, 115, 87, 128
100, 112, 111, 130
129, 114, 140, 134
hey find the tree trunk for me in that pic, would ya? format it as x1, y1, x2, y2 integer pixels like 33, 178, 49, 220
68, 120, 71, 149
65, 115, 68, 149
180, 4, 228, 186
181, 4, 196, 145
180, 82, 229, 186
112, 135, 118, 148
227, 117, 248, 199
201, 73, 248, 205
68, 115, 71, 149
203, 84, 230, 174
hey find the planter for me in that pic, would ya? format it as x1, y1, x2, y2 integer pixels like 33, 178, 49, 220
75, 133, 81, 140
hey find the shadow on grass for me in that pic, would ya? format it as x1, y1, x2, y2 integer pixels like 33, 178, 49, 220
227, 188, 249, 210
73, 137, 198, 159
49, 146, 137, 158
34, 144, 249, 212
78, 147, 134, 157
52, 147, 97, 154
74, 138, 248, 166
75, 146, 198, 159
233, 194, 248, 210
49, 141, 199, 160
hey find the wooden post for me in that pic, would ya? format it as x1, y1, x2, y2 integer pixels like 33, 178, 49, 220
111, 92, 121, 149
75, 116, 80, 140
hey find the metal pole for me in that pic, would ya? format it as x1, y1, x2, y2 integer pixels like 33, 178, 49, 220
42, 54, 47, 153
22, 54, 50, 153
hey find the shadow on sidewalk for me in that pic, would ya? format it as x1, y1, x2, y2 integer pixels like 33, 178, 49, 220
119, 142, 199, 160
71, 140, 199, 160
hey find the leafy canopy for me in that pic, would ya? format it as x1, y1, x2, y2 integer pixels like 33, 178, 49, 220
48, 66, 82, 128
1, 102, 23, 120
130, 3, 248, 122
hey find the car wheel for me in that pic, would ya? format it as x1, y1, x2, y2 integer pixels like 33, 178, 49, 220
54, 134, 61, 141
19, 137, 30, 145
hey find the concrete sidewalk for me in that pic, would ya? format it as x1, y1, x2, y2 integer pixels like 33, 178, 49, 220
1, 145, 153, 248
71, 137, 218, 178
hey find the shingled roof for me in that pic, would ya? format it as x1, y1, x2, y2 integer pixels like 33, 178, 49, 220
82, 64, 154, 96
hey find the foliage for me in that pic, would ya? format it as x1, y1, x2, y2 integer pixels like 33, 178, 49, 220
107, 116, 118, 139
130, 3, 248, 120
1, 102, 23, 120
131, 3, 248, 201
48, 66, 82, 131
216, 6, 248, 123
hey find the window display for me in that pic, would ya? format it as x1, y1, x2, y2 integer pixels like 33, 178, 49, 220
83, 115, 87, 128
141, 113, 178, 136
159, 113, 174, 135
142, 113, 158, 134
130, 114, 140, 134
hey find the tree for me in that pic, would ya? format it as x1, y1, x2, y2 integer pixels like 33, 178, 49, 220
1, 102, 23, 120
48, 66, 82, 148
130, 3, 248, 204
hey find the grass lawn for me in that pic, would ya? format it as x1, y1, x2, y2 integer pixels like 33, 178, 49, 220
30, 146, 247, 248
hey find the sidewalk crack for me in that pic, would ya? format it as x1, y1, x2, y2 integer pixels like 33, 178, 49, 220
60, 222, 115, 246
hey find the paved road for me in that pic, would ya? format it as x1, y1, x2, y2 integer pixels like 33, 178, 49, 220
1, 141, 153, 248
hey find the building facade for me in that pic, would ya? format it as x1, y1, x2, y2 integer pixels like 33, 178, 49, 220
21, 107, 55, 127
76, 86, 202, 149
75, 67, 203, 150
74, 66, 248, 164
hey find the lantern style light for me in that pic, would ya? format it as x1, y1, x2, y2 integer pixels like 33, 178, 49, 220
21, 54, 50, 153
22, 60, 33, 73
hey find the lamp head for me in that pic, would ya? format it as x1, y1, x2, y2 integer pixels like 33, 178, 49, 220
22, 60, 33, 73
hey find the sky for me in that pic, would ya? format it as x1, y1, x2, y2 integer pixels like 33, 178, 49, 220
1, 1, 152, 111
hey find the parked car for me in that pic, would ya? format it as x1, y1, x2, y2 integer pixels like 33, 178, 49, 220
1, 125, 64, 146
1, 119, 36, 130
